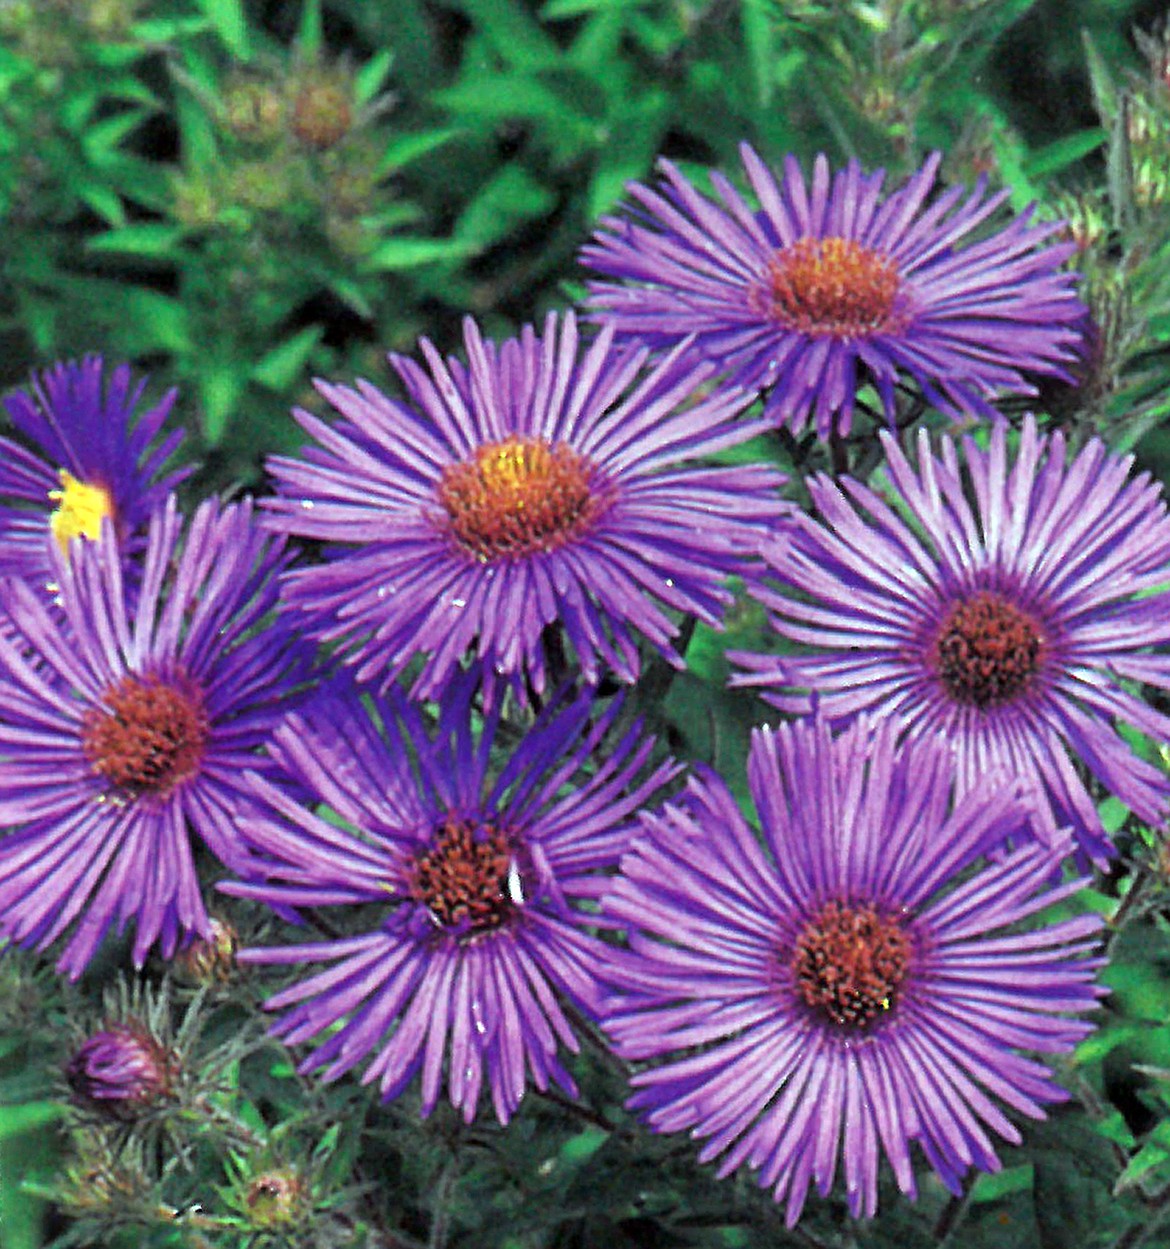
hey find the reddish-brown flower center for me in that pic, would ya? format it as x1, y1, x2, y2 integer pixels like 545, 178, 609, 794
437, 436, 602, 563
792, 900, 911, 1028
756, 236, 903, 338
934, 591, 1044, 709
82, 673, 210, 799
410, 816, 517, 935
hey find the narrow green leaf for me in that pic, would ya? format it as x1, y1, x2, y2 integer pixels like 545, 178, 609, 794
355, 49, 394, 106
77, 184, 127, 228
200, 365, 247, 445
297, 0, 323, 58
194, 0, 251, 60
87, 224, 185, 258
250, 325, 323, 390
741, 0, 774, 109
362, 236, 474, 271
118, 289, 194, 353
458, 0, 559, 68
132, 16, 213, 43
455, 164, 556, 249
376, 128, 461, 176
1082, 29, 1117, 122
1025, 129, 1107, 180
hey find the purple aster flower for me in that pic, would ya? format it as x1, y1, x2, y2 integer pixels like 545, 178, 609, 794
0, 496, 305, 978
0, 357, 189, 592
66, 1022, 178, 1121
603, 715, 1103, 1225
263, 310, 786, 701
582, 146, 1085, 438
732, 415, 1170, 864
224, 677, 676, 1125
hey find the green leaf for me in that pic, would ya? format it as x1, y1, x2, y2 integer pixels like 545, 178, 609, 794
377, 127, 461, 176
361, 236, 475, 271
560, 1128, 607, 1163
355, 49, 394, 106
132, 16, 213, 43
1024, 129, 1107, 180
740, 0, 775, 109
970, 1164, 1033, 1204
1082, 29, 1117, 122
455, 164, 556, 250
199, 363, 247, 445
297, 0, 323, 58
1114, 1139, 1170, 1192
87, 223, 186, 258
0, 1102, 66, 1141
250, 325, 323, 390
194, 0, 251, 60
457, 0, 559, 68
77, 184, 127, 227
117, 289, 193, 354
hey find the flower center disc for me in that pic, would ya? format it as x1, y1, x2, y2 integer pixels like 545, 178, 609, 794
49, 470, 114, 553
411, 816, 517, 936
82, 673, 210, 798
759, 236, 902, 338
792, 900, 911, 1028
437, 436, 601, 563
934, 591, 1044, 709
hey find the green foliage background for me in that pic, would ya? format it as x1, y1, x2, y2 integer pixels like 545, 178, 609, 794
5, 2, 1170, 1247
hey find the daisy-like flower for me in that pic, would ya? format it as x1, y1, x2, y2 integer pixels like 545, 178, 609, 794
0, 496, 305, 977
224, 676, 676, 1125
263, 310, 786, 701
582, 146, 1085, 438
603, 715, 1103, 1225
0, 357, 188, 590
732, 416, 1170, 864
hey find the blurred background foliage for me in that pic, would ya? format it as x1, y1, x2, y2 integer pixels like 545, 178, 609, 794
7, 1, 1170, 1247
0, 0, 1166, 488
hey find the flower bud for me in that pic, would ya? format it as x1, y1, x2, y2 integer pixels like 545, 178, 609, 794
66, 1023, 177, 1121
174, 917, 238, 984
244, 1169, 311, 1229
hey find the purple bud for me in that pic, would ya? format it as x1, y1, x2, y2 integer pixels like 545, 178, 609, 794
66, 1023, 176, 1120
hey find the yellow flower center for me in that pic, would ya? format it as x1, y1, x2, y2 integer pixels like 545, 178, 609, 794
49, 470, 114, 554
755, 236, 905, 339
436, 436, 602, 562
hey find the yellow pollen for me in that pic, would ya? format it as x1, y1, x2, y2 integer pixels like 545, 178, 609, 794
49, 471, 114, 554
437, 436, 601, 562
755, 236, 904, 339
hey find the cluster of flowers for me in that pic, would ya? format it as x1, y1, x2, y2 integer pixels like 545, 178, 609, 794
2, 145, 1165, 1225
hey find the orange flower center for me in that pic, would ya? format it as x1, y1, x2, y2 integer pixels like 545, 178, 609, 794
437, 436, 602, 562
934, 591, 1044, 709
792, 900, 911, 1028
756, 236, 903, 338
82, 674, 210, 799
49, 470, 114, 554
410, 816, 518, 936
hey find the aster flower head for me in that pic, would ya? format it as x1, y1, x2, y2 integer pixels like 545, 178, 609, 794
264, 310, 786, 702
0, 495, 306, 978
0, 357, 189, 591
603, 715, 1103, 1225
732, 415, 1170, 864
225, 675, 676, 1125
582, 146, 1086, 439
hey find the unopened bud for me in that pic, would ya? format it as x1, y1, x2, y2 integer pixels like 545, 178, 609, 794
244, 1169, 310, 1229
66, 1023, 177, 1121
175, 917, 238, 984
